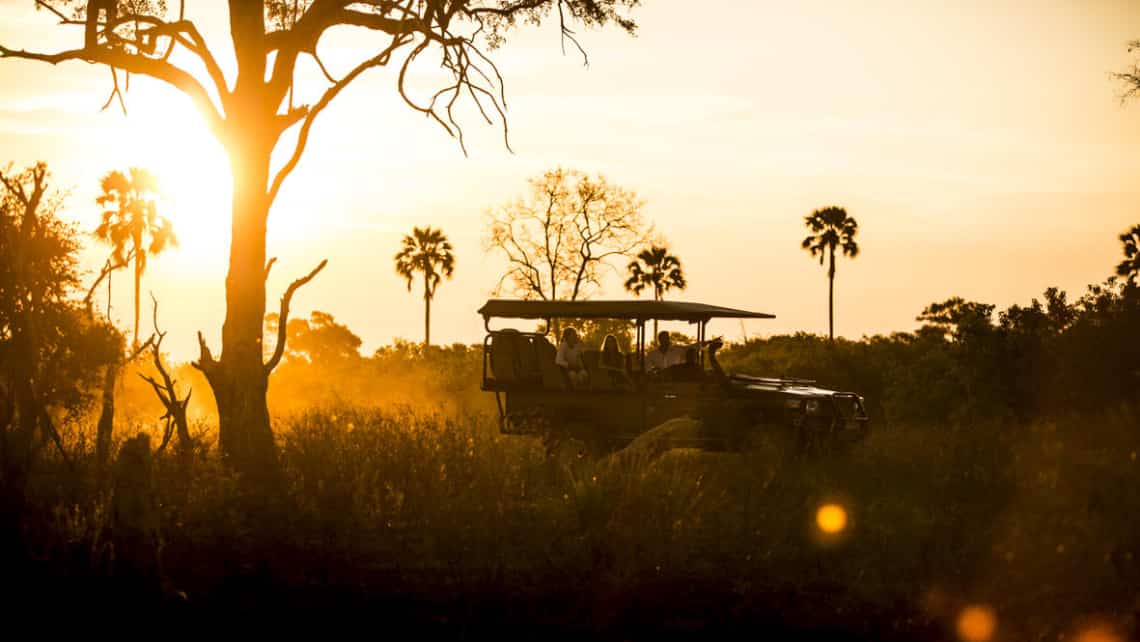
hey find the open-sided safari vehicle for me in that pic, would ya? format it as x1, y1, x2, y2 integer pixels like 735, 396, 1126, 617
479, 299, 869, 454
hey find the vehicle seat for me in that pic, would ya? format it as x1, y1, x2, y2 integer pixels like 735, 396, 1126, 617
516, 335, 541, 383
535, 336, 568, 390
489, 330, 521, 385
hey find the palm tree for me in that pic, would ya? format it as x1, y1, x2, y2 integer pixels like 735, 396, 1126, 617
1117, 224, 1140, 283
624, 244, 687, 337
95, 167, 177, 348
395, 226, 456, 346
801, 206, 860, 341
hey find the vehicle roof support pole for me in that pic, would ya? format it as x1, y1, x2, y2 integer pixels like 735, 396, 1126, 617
637, 320, 645, 373
699, 321, 706, 366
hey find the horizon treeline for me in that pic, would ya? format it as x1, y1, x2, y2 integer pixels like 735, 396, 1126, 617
104, 273, 1139, 433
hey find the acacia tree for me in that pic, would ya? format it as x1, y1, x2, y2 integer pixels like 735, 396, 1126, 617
0, 1, 639, 481
624, 244, 685, 337
485, 167, 649, 304
395, 226, 455, 346
95, 167, 176, 349
801, 205, 859, 341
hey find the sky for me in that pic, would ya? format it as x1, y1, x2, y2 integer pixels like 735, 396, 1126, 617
2, 0, 1139, 360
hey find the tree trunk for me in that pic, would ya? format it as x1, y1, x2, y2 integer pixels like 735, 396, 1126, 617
133, 241, 142, 349
174, 406, 193, 472
652, 285, 661, 340
205, 127, 279, 485
828, 248, 836, 341
424, 293, 431, 347
95, 361, 118, 467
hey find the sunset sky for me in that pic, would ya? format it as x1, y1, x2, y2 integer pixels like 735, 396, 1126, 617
2, 0, 1139, 360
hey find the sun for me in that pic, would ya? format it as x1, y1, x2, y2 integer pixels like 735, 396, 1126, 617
107, 83, 233, 265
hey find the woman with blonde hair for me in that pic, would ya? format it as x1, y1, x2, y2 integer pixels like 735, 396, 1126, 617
599, 334, 631, 388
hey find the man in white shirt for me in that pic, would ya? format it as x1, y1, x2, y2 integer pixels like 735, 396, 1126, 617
646, 331, 686, 373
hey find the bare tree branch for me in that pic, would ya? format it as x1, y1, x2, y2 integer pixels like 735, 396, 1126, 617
0, 43, 225, 136
140, 292, 192, 456
83, 249, 134, 318
191, 330, 218, 375
268, 34, 409, 204
264, 259, 328, 374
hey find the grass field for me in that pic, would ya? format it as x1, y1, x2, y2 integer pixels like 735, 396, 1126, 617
13, 403, 1137, 639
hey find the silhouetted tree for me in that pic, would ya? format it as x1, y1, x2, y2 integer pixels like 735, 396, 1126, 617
395, 227, 455, 346
95, 167, 176, 349
266, 310, 363, 364
485, 168, 649, 310
916, 297, 996, 342
138, 295, 193, 468
1117, 224, 1140, 283
802, 206, 860, 340
0, 162, 119, 556
92, 168, 172, 466
0, 1, 640, 483
624, 244, 686, 337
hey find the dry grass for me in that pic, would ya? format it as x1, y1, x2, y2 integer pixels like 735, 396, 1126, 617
13, 403, 1140, 638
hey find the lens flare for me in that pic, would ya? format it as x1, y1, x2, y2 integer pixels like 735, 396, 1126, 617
815, 503, 847, 534
956, 605, 997, 642
1075, 624, 1122, 642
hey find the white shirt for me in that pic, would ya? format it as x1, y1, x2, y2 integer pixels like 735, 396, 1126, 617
556, 341, 583, 370
646, 345, 685, 371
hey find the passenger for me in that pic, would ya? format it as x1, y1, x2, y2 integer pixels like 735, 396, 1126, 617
599, 334, 632, 388
555, 327, 588, 388
599, 334, 624, 370
706, 336, 729, 385
666, 345, 704, 382
646, 330, 685, 373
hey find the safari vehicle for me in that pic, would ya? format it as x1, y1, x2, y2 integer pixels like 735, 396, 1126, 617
478, 299, 870, 454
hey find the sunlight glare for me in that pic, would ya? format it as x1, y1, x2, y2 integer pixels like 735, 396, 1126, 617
1075, 624, 1123, 642
111, 85, 232, 266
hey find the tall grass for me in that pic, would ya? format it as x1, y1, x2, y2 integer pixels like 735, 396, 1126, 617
14, 404, 1139, 639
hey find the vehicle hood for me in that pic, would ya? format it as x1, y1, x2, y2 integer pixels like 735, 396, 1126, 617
727, 374, 843, 398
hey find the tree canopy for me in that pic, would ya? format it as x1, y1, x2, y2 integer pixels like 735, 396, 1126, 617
624, 245, 686, 301
485, 167, 649, 302
1117, 224, 1140, 282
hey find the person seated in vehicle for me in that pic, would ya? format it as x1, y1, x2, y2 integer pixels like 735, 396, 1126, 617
598, 334, 632, 389
664, 345, 704, 382
705, 336, 728, 384
646, 330, 686, 375
555, 327, 588, 388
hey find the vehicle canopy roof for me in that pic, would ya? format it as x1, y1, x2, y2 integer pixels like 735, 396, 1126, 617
478, 299, 775, 323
